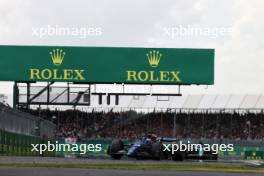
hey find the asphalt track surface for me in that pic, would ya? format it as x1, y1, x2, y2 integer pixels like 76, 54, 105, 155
0, 167, 262, 176
0, 157, 262, 176
0, 156, 246, 165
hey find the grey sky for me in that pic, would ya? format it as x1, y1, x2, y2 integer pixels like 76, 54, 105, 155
0, 0, 264, 102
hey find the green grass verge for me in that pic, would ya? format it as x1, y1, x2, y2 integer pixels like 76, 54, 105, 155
0, 163, 263, 174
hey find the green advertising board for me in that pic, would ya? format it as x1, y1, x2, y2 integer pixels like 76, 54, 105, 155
245, 151, 264, 160
0, 45, 214, 85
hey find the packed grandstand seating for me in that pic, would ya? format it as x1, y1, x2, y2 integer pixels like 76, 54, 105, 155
21, 108, 264, 141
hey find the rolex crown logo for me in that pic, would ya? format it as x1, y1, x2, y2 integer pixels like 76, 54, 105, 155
50, 49, 65, 66
146, 50, 162, 68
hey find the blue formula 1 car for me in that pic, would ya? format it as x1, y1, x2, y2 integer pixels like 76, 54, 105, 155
107, 134, 218, 161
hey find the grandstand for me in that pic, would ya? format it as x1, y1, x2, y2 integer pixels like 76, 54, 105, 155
5, 94, 260, 159
19, 94, 264, 141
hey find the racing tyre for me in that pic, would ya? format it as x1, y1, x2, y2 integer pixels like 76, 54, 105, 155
109, 139, 124, 160
111, 154, 123, 160
151, 142, 164, 160
172, 151, 185, 161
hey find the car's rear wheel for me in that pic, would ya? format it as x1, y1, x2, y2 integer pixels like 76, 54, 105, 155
172, 151, 185, 161
109, 139, 124, 160
111, 154, 123, 160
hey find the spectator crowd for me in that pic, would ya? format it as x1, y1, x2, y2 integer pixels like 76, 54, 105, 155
23, 108, 264, 141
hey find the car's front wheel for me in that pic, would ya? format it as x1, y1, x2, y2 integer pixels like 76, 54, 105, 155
151, 142, 165, 160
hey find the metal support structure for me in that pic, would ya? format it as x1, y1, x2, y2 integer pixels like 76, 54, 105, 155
13, 82, 19, 108
47, 82, 50, 105
17, 82, 91, 108
92, 93, 182, 96
67, 82, 70, 103
173, 110, 177, 138
29, 82, 54, 103
26, 82, 30, 109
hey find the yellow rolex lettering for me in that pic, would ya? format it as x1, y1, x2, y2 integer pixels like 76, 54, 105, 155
53, 69, 62, 80
126, 70, 181, 82
41, 69, 52, 80
63, 69, 73, 80
149, 71, 158, 81
171, 71, 181, 82
160, 71, 170, 81
127, 71, 137, 81
138, 71, 148, 81
29, 68, 86, 81
74, 70, 85, 80
30, 69, 40, 80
